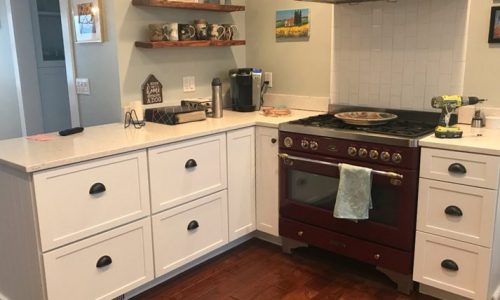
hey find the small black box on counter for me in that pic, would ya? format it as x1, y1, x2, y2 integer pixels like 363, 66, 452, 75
144, 106, 206, 125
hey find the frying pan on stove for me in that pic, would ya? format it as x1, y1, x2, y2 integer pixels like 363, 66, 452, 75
334, 111, 398, 126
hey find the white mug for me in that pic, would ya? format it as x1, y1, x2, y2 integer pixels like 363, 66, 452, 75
163, 23, 179, 41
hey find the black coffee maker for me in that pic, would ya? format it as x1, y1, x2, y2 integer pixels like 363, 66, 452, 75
229, 68, 264, 112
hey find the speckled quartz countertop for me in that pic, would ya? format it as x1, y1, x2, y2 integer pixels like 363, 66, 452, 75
0, 110, 323, 173
419, 125, 500, 156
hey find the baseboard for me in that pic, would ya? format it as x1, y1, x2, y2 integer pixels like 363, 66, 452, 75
255, 231, 282, 246
123, 233, 256, 299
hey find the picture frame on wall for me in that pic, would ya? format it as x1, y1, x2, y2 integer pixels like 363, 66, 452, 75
71, 0, 103, 43
488, 6, 500, 43
275, 9, 310, 39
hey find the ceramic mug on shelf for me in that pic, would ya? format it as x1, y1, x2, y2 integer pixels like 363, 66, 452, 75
149, 24, 165, 41
163, 23, 179, 41
194, 19, 208, 40
208, 24, 226, 40
222, 24, 238, 40
179, 24, 196, 41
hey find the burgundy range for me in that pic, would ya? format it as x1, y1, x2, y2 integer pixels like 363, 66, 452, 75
278, 105, 439, 294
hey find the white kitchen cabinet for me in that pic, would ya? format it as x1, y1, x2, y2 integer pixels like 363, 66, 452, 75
255, 127, 279, 237
414, 148, 500, 300
148, 133, 227, 213
152, 190, 228, 277
0, 150, 153, 300
227, 127, 256, 241
33, 151, 150, 251
43, 218, 154, 300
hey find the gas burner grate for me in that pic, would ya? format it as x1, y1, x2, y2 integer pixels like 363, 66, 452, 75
289, 114, 436, 138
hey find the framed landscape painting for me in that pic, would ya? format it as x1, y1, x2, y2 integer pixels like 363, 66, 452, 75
276, 9, 310, 39
488, 6, 500, 43
72, 0, 103, 43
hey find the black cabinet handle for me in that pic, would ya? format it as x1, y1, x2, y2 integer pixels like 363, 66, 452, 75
185, 159, 198, 169
441, 259, 459, 271
96, 255, 112, 268
187, 220, 199, 231
271, 138, 277, 144
89, 183, 106, 195
445, 205, 463, 217
448, 163, 467, 175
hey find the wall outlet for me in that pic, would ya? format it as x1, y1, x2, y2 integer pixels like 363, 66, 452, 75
264, 72, 273, 88
183, 76, 196, 92
75, 78, 90, 95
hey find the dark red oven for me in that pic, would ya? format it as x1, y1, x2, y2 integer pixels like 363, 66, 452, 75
278, 131, 421, 288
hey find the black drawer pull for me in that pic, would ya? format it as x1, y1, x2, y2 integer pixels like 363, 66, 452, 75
89, 183, 106, 195
441, 259, 459, 271
185, 159, 198, 169
445, 205, 463, 217
96, 255, 112, 268
187, 220, 199, 231
448, 163, 467, 175
271, 138, 277, 144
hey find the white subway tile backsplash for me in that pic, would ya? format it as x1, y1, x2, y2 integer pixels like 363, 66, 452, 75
330, 0, 467, 110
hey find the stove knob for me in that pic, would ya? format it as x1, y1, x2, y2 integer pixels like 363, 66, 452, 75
381, 151, 391, 162
284, 137, 294, 148
358, 148, 368, 158
369, 150, 379, 160
310, 141, 319, 151
347, 146, 357, 157
392, 153, 403, 164
301, 140, 309, 149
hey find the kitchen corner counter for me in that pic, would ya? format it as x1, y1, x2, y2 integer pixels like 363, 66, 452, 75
419, 125, 500, 156
0, 109, 322, 173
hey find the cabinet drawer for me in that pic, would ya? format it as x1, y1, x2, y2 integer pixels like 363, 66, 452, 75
420, 148, 500, 189
43, 218, 154, 300
417, 179, 497, 247
149, 133, 227, 213
152, 190, 228, 277
413, 232, 490, 300
34, 151, 150, 251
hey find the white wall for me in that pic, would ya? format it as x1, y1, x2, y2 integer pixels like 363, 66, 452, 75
246, 0, 332, 98
463, 1, 500, 106
113, 0, 246, 109
0, 0, 22, 140
331, 0, 468, 111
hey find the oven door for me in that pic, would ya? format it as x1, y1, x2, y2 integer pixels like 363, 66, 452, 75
279, 150, 418, 251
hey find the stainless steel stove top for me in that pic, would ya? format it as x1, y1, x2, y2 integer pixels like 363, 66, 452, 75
279, 105, 440, 147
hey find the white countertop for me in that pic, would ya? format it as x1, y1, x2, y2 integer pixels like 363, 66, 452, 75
0, 110, 322, 173
419, 125, 500, 156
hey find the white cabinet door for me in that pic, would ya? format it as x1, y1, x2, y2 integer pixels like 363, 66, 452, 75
148, 133, 227, 213
152, 191, 228, 277
227, 127, 256, 241
255, 127, 279, 237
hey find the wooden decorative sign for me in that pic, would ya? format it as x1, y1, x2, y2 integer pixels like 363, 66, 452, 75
142, 74, 163, 105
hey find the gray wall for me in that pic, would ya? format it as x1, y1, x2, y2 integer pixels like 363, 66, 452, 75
246, 0, 332, 97
114, 0, 246, 108
73, 0, 122, 126
0, 0, 22, 140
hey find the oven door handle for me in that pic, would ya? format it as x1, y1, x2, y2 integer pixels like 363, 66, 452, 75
278, 153, 404, 180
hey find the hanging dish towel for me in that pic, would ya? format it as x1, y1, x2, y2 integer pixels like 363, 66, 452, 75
333, 163, 373, 220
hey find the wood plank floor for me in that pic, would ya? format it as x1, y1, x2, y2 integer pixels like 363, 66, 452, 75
133, 238, 436, 300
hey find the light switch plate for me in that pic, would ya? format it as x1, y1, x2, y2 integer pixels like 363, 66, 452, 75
75, 78, 90, 95
183, 76, 196, 92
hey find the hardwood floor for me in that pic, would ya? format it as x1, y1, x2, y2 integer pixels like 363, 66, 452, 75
133, 238, 435, 300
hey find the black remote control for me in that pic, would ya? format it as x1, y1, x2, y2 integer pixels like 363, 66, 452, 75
59, 127, 84, 136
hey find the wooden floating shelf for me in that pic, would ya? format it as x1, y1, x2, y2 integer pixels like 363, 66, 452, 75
135, 40, 246, 48
131, 0, 245, 12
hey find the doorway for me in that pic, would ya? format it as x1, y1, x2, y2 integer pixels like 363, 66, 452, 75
30, 0, 72, 132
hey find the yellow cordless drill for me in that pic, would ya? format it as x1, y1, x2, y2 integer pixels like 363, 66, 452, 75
431, 95, 486, 138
